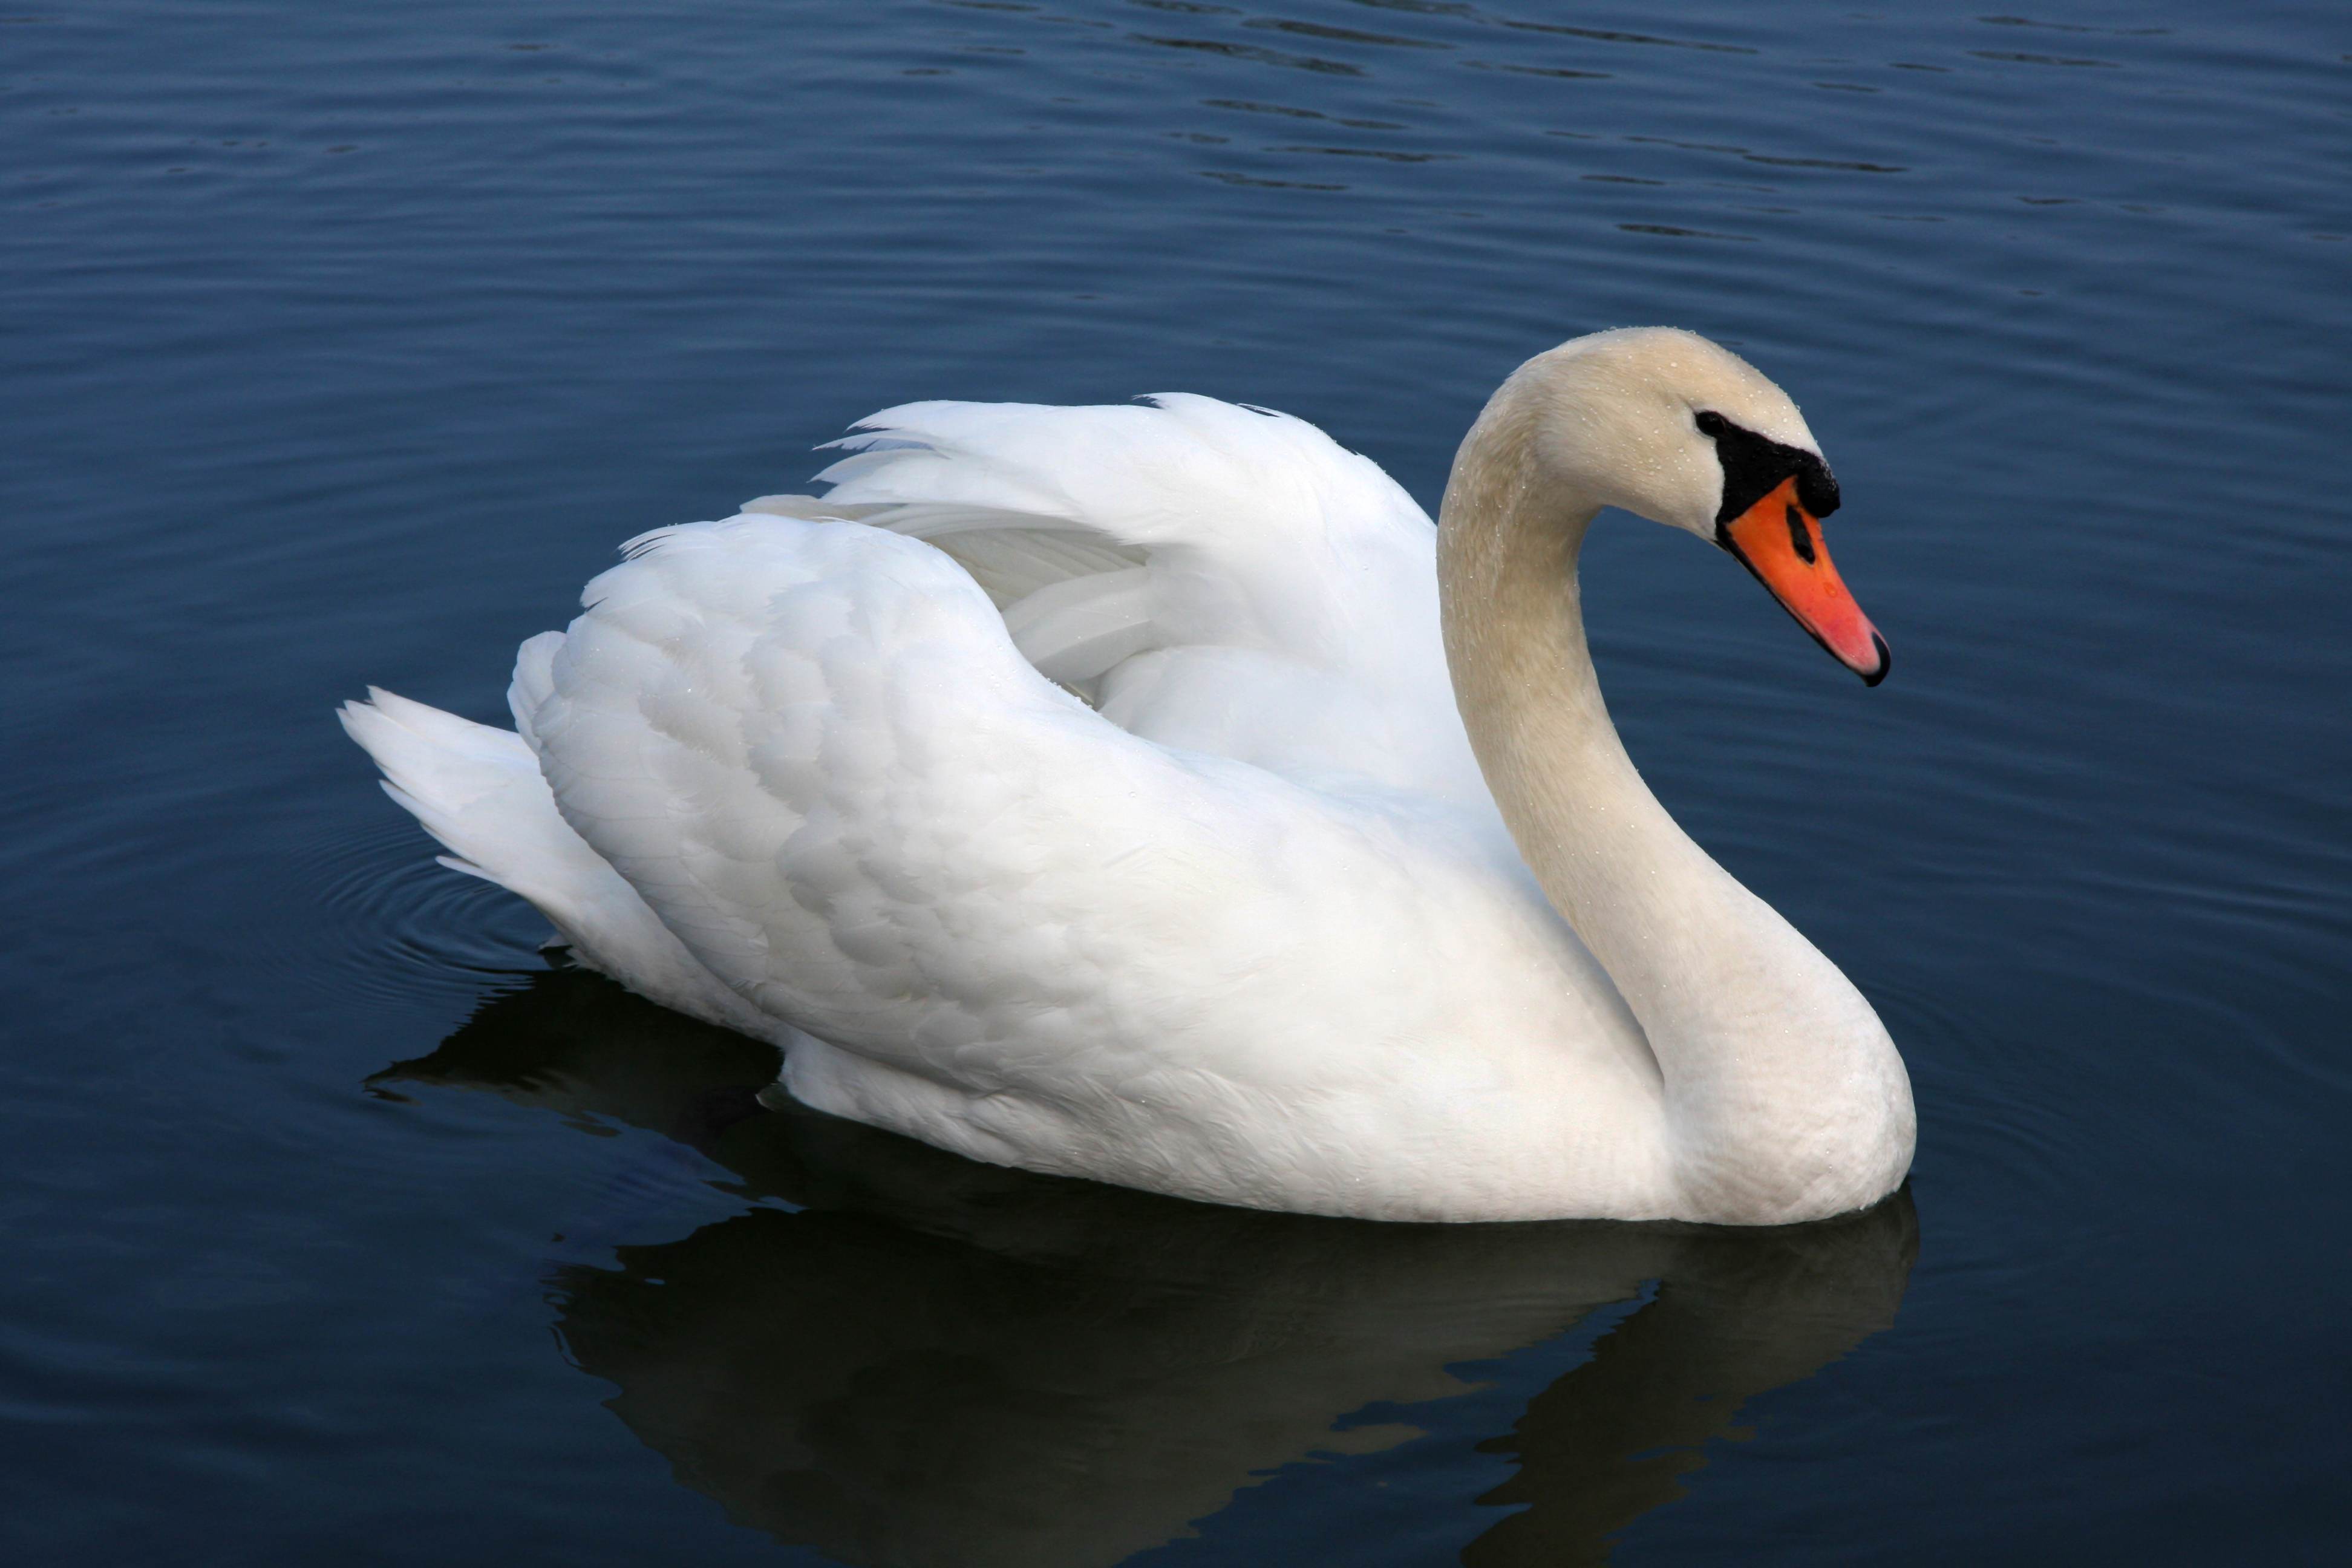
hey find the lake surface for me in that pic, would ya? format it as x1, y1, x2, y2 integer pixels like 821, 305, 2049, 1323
5, 1, 2347, 1561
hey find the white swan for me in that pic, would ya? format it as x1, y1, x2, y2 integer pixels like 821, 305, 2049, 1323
342, 328, 1913, 1225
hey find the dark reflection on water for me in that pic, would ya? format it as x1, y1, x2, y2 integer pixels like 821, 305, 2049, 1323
383, 968, 1915, 1568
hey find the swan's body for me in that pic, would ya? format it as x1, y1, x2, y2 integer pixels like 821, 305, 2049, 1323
345, 329, 1913, 1224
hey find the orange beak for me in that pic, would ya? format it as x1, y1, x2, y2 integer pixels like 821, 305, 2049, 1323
1718, 476, 1890, 685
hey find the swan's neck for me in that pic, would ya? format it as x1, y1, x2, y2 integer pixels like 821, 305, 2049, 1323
1437, 388, 1911, 1220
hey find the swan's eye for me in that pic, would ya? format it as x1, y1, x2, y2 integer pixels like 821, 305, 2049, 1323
1694, 411, 1727, 437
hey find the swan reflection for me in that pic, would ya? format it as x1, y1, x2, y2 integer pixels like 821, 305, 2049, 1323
382, 967, 1916, 1567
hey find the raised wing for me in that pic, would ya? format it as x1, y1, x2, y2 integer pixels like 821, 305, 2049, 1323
748, 394, 1486, 805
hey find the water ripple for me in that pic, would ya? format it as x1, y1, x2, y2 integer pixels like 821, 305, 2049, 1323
1134, 33, 1365, 74
290, 812, 546, 1009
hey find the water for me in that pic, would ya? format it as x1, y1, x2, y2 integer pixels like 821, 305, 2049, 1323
4, 1, 2345, 1561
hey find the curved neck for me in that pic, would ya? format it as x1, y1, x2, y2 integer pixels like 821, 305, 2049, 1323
1437, 393, 1742, 1052
1436, 384, 1909, 1218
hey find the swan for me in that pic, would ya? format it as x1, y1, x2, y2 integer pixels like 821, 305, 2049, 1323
342, 327, 1913, 1225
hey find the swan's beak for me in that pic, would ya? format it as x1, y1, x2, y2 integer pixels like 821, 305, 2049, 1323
1718, 477, 1890, 685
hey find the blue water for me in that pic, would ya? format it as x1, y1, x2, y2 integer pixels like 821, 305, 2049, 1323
5, 1, 2347, 1561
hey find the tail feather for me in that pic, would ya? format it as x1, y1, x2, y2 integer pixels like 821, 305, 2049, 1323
338, 687, 769, 1036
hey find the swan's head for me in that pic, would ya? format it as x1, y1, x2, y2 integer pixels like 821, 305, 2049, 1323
1511, 327, 1888, 685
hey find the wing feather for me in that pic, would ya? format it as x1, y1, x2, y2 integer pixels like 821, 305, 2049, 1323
743, 396, 1485, 803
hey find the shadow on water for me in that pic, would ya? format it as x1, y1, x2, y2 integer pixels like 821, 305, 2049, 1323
379, 965, 1918, 1568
